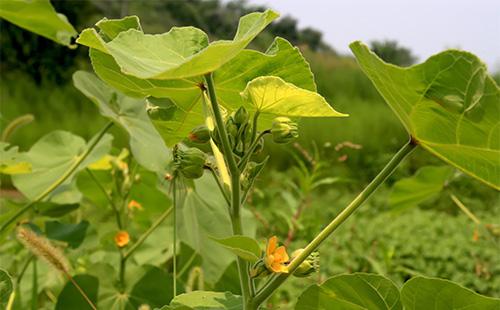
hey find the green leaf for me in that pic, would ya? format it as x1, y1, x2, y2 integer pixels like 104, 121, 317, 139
178, 174, 256, 283
36, 202, 80, 217
45, 220, 89, 249
96, 16, 142, 40
296, 273, 402, 310
11, 130, 112, 201
0, 142, 31, 175
77, 10, 279, 80
0, 269, 13, 308
242, 76, 346, 118
167, 291, 242, 310
210, 235, 261, 263
55, 274, 99, 310
389, 166, 454, 211
90, 37, 323, 145
350, 41, 500, 190
401, 276, 500, 310
73, 71, 170, 172
129, 266, 175, 309
0, 0, 77, 47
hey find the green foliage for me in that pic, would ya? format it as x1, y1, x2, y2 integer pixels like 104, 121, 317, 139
241, 76, 346, 117
72, 71, 170, 172
45, 220, 89, 249
77, 10, 279, 79
12, 130, 112, 202
297, 273, 500, 310
0, 142, 31, 175
164, 291, 242, 309
296, 273, 401, 309
0, 269, 13, 308
129, 266, 175, 308
0, 0, 77, 47
351, 41, 500, 189
55, 274, 99, 310
401, 276, 500, 310
389, 165, 453, 211
210, 235, 262, 263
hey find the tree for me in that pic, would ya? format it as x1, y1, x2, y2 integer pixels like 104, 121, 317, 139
369, 40, 416, 66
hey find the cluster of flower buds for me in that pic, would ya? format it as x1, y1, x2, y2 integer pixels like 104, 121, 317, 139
173, 146, 207, 179
271, 117, 299, 144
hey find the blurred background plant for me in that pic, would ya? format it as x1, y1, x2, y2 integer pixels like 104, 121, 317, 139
1, 0, 499, 309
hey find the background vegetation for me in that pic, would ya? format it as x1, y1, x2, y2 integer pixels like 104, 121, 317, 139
1, 0, 498, 308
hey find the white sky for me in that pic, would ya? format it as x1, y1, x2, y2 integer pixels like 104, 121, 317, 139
245, 0, 500, 70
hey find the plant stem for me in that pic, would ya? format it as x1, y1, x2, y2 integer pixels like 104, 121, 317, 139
238, 130, 270, 171
123, 205, 174, 260
250, 139, 418, 308
450, 194, 481, 225
31, 259, 37, 310
172, 178, 178, 297
204, 73, 251, 306
65, 272, 97, 310
0, 122, 114, 233
86, 168, 123, 229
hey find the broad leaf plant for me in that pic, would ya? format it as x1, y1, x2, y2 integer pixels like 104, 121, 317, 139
0, 1, 499, 309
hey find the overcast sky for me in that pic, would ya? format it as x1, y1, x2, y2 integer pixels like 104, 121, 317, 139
245, 0, 500, 70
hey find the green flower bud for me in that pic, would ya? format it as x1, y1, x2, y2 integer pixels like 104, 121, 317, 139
250, 258, 272, 278
271, 117, 298, 144
234, 106, 249, 126
291, 249, 319, 278
225, 117, 238, 138
188, 125, 210, 144
253, 136, 264, 154
176, 147, 207, 179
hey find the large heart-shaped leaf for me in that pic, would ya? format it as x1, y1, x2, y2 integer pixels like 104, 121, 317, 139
0, 142, 31, 175
296, 273, 402, 310
72, 71, 170, 172
12, 131, 112, 201
55, 274, 99, 310
401, 276, 500, 310
90, 37, 337, 145
241, 76, 346, 117
129, 266, 175, 308
77, 10, 279, 80
165, 291, 242, 310
350, 41, 500, 190
0, 0, 77, 47
178, 174, 256, 284
389, 166, 453, 211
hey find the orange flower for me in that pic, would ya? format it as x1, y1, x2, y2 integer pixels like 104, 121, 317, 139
128, 200, 143, 210
114, 231, 130, 247
264, 236, 289, 273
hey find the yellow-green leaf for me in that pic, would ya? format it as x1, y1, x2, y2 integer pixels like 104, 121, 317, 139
77, 10, 279, 80
0, 0, 77, 47
0, 142, 31, 175
241, 76, 347, 117
350, 41, 500, 190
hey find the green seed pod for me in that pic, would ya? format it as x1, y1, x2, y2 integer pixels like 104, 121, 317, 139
225, 117, 238, 139
234, 106, 249, 126
291, 249, 319, 278
271, 117, 299, 144
188, 125, 211, 144
250, 258, 272, 278
176, 147, 207, 179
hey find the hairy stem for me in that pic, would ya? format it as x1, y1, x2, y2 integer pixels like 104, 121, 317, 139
238, 130, 270, 171
250, 139, 418, 308
204, 73, 251, 306
0, 122, 114, 233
